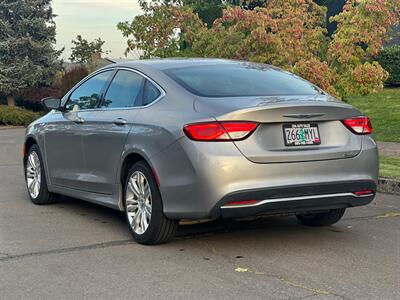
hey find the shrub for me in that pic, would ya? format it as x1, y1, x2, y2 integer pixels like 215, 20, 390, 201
60, 65, 89, 96
21, 86, 61, 103
15, 98, 44, 112
0, 105, 41, 127
18, 86, 61, 112
378, 46, 400, 86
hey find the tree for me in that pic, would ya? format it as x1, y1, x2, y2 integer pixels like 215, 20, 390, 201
119, 0, 399, 98
183, 0, 225, 27
0, 0, 62, 106
118, 5, 204, 58
69, 35, 109, 63
328, 0, 400, 96
59, 65, 89, 96
192, 1, 327, 67
138, 0, 267, 26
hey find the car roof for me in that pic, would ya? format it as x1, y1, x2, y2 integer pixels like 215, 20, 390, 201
109, 58, 266, 71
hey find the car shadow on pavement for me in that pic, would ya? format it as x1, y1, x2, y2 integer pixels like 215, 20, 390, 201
55, 195, 343, 246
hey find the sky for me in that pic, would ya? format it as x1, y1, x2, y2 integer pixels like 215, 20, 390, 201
52, 0, 143, 61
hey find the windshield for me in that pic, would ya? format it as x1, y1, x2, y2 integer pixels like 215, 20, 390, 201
163, 63, 324, 98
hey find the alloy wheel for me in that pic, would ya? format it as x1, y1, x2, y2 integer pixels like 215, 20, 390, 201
126, 171, 152, 235
26, 151, 41, 199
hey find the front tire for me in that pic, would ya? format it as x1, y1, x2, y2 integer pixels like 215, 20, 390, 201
25, 144, 58, 205
124, 161, 177, 245
296, 208, 346, 227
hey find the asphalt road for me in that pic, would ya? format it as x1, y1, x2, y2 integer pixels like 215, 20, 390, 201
0, 128, 399, 300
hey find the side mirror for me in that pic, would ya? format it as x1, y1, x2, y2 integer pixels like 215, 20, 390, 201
42, 97, 63, 111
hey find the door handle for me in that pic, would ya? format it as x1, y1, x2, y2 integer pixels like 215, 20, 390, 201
113, 118, 127, 126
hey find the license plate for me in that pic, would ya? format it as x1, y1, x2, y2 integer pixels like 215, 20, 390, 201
283, 123, 321, 146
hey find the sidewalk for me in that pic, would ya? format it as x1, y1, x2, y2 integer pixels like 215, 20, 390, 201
378, 142, 400, 157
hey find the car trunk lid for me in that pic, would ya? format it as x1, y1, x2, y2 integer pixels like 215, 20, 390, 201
194, 95, 363, 163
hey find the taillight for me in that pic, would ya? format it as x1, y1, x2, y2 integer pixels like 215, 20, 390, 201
342, 116, 372, 135
183, 121, 259, 141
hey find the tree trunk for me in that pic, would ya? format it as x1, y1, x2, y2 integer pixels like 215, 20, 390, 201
7, 95, 15, 107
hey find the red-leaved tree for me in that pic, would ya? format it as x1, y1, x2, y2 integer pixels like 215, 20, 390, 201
118, 0, 400, 98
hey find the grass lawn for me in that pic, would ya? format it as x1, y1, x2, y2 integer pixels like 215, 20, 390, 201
346, 88, 400, 142
380, 156, 400, 179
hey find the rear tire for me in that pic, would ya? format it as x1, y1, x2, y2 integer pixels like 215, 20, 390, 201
296, 208, 346, 227
25, 144, 58, 205
124, 161, 177, 245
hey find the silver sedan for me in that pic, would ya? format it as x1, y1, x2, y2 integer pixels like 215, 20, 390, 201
24, 59, 378, 244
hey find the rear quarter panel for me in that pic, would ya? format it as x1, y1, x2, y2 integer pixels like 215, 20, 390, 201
115, 80, 215, 184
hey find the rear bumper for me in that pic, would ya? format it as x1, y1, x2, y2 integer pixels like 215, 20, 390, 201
152, 135, 378, 220
211, 180, 376, 219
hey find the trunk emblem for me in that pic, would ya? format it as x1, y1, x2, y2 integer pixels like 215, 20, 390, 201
283, 113, 326, 119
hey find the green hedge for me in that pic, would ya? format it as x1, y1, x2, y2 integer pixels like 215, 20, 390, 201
378, 45, 400, 86
0, 105, 41, 127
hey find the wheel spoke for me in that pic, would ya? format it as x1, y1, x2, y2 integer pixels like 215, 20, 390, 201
26, 168, 35, 178
130, 212, 136, 229
126, 196, 138, 206
126, 204, 138, 213
145, 207, 151, 219
143, 184, 151, 200
28, 154, 36, 169
134, 211, 141, 231
130, 213, 137, 230
140, 210, 147, 230
33, 154, 40, 169
34, 181, 39, 197
28, 179, 35, 194
138, 173, 145, 195
129, 177, 141, 198
145, 201, 152, 215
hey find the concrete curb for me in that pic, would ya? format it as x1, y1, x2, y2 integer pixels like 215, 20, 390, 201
378, 178, 400, 195
0, 126, 25, 130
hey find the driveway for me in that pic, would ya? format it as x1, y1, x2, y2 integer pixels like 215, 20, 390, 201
0, 128, 399, 299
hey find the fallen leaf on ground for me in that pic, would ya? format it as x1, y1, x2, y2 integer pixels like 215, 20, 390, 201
235, 267, 249, 273
375, 212, 400, 219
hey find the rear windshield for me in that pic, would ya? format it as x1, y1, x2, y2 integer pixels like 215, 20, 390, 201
163, 64, 323, 97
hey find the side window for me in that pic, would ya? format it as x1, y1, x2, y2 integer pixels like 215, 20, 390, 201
66, 71, 112, 111
102, 70, 145, 108
143, 80, 162, 106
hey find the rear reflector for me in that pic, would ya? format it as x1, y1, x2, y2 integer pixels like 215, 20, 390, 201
354, 189, 374, 196
183, 121, 258, 141
224, 200, 259, 206
342, 116, 372, 135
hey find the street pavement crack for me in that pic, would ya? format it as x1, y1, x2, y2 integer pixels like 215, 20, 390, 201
0, 239, 134, 263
